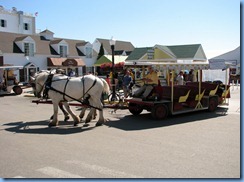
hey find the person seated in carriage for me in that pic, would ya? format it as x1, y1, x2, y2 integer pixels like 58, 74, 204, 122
133, 66, 159, 100
122, 71, 132, 98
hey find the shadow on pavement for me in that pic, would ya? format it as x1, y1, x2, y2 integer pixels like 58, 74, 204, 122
3, 120, 97, 135
105, 107, 229, 131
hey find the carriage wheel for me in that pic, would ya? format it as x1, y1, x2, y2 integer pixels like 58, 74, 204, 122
128, 103, 143, 115
208, 97, 218, 112
151, 104, 168, 120
13, 86, 23, 95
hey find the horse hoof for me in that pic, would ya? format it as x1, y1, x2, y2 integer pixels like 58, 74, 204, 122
64, 116, 70, 122
95, 122, 103, 127
83, 123, 89, 127
48, 123, 56, 127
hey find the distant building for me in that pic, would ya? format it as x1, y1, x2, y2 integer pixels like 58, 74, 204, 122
0, 6, 36, 35
209, 46, 240, 75
126, 44, 207, 65
92, 38, 134, 56
0, 6, 135, 82
126, 44, 208, 83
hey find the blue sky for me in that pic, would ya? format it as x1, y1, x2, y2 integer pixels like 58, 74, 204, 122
0, 0, 240, 59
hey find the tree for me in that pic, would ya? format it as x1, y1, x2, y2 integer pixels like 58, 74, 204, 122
97, 43, 105, 60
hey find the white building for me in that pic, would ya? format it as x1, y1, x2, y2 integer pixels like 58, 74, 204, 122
0, 6, 35, 35
0, 6, 95, 82
0, 6, 135, 82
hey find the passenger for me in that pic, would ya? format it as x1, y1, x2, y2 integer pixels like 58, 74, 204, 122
188, 69, 194, 82
133, 66, 158, 99
183, 71, 188, 82
176, 71, 184, 85
122, 71, 132, 98
168, 72, 173, 86
129, 69, 135, 84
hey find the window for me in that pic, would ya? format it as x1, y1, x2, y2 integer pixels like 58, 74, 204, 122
0, 19, 6, 27
85, 47, 92, 58
147, 49, 154, 60
24, 23, 29, 30
60, 45, 68, 57
24, 43, 34, 57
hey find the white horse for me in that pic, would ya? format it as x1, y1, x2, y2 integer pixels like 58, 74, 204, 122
31, 70, 70, 122
31, 71, 110, 127
32, 70, 102, 123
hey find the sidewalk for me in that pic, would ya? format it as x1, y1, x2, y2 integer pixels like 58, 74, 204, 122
226, 85, 240, 114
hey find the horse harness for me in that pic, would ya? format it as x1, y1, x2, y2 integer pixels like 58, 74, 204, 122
43, 74, 101, 110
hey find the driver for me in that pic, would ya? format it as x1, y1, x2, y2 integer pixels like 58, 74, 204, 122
133, 66, 158, 99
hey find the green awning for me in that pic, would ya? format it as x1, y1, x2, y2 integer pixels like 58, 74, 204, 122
94, 55, 127, 66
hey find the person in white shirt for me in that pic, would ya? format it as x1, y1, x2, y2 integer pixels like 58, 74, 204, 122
176, 71, 184, 85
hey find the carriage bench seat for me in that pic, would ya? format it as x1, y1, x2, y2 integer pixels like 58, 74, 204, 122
153, 85, 191, 103
186, 82, 219, 96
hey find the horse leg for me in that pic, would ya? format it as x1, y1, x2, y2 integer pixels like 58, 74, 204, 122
79, 107, 87, 119
95, 109, 105, 126
93, 109, 97, 120
49, 102, 59, 127
59, 102, 70, 122
62, 102, 80, 126
89, 98, 104, 126
85, 108, 95, 124
50, 102, 69, 122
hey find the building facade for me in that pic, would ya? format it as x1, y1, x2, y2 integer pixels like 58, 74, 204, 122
0, 6, 135, 83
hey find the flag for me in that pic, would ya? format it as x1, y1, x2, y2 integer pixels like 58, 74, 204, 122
35, 12, 38, 17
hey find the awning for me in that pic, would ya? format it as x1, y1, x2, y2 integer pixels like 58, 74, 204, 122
94, 55, 127, 66
47, 58, 85, 67
0, 66, 23, 70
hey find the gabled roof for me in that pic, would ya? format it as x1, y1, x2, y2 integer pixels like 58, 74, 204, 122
14, 36, 29, 42
50, 39, 65, 44
126, 47, 153, 60
40, 29, 54, 34
96, 38, 135, 55
210, 46, 240, 63
76, 42, 89, 47
165, 44, 203, 59
126, 44, 207, 61
0, 32, 87, 56
208, 46, 240, 69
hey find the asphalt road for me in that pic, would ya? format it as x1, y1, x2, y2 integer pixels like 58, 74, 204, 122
0, 86, 240, 178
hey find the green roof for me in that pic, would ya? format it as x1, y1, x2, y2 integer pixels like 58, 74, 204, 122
166, 44, 201, 59
126, 44, 206, 61
126, 47, 153, 60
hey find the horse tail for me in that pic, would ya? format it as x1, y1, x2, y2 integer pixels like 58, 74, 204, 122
100, 78, 110, 95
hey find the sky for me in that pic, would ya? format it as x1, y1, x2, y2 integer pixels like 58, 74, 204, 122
0, 0, 241, 59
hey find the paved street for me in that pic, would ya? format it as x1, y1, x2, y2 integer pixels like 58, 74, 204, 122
0, 86, 240, 178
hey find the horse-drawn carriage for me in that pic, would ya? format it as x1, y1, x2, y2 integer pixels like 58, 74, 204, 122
31, 61, 231, 127
125, 80, 230, 120
0, 66, 23, 96
124, 62, 230, 120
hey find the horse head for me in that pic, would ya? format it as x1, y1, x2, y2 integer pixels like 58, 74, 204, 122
31, 72, 49, 98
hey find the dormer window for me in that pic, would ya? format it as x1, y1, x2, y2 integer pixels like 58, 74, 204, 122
24, 42, 34, 57
60, 45, 68, 57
